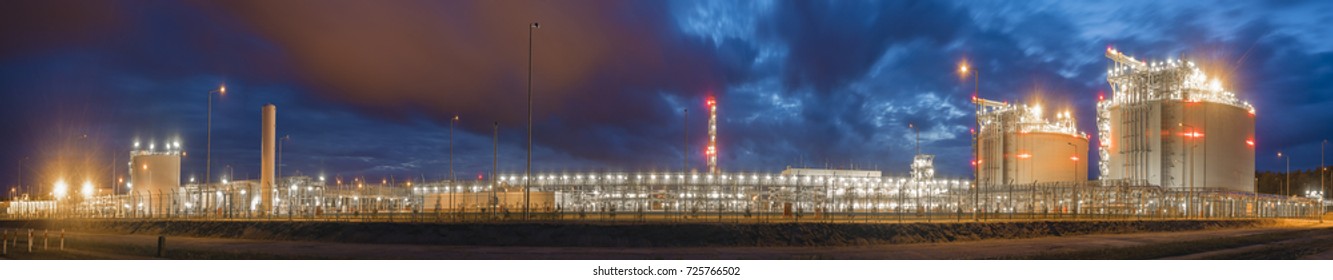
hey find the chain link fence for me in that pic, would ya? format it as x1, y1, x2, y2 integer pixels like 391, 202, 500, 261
2, 174, 1322, 223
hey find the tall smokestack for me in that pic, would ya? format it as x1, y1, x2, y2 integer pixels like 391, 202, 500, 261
261, 104, 276, 214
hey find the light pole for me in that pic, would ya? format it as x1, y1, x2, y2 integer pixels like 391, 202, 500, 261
111, 151, 118, 198
1322, 139, 1327, 222
526, 21, 539, 220
16, 157, 27, 201
207, 85, 225, 199
493, 121, 499, 216
1067, 142, 1078, 220
959, 59, 979, 221
450, 114, 459, 183
1278, 152, 1290, 197
684, 108, 688, 172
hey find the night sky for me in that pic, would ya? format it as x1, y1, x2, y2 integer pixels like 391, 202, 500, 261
3, 1, 1331, 195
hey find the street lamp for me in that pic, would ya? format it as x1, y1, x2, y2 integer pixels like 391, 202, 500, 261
16, 156, 29, 201
1067, 142, 1079, 219
1278, 152, 1290, 197
526, 21, 540, 220
207, 85, 226, 198
451, 114, 459, 183
493, 121, 499, 216
959, 59, 979, 221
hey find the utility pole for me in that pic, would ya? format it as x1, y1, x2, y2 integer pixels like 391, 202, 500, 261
958, 60, 980, 221
1068, 142, 1079, 220
111, 153, 117, 197
493, 122, 499, 216
526, 21, 540, 220
1279, 152, 1290, 197
207, 85, 225, 201
17, 157, 27, 200
447, 114, 458, 182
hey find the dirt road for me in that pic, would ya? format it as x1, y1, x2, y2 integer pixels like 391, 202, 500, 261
4, 220, 1331, 259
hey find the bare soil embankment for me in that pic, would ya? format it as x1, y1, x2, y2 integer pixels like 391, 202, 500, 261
0, 219, 1272, 247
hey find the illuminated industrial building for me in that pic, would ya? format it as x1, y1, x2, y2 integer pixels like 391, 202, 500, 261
1098, 48, 1256, 193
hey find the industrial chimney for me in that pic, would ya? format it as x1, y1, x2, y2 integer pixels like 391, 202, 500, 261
261, 104, 276, 214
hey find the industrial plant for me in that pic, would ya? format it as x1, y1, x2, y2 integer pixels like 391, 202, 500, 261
0, 49, 1322, 222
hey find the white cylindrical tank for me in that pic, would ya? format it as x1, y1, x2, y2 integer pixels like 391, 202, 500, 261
1098, 49, 1255, 193
130, 152, 181, 216
261, 104, 276, 214
1100, 100, 1254, 192
1011, 132, 1089, 184
976, 99, 1089, 190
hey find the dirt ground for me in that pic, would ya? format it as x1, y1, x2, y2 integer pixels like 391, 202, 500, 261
2, 219, 1330, 259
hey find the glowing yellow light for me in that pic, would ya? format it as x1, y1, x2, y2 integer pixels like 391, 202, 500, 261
54, 179, 68, 199
82, 180, 94, 198
219, 85, 227, 95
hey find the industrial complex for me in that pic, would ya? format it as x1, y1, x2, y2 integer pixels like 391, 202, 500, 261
0, 49, 1323, 221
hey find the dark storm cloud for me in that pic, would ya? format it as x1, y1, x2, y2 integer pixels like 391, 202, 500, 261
207, 0, 752, 166
760, 0, 968, 93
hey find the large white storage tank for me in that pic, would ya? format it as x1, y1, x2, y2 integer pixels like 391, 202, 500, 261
130, 142, 182, 216
976, 98, 1089, 190
1097, 48, 1255, 192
